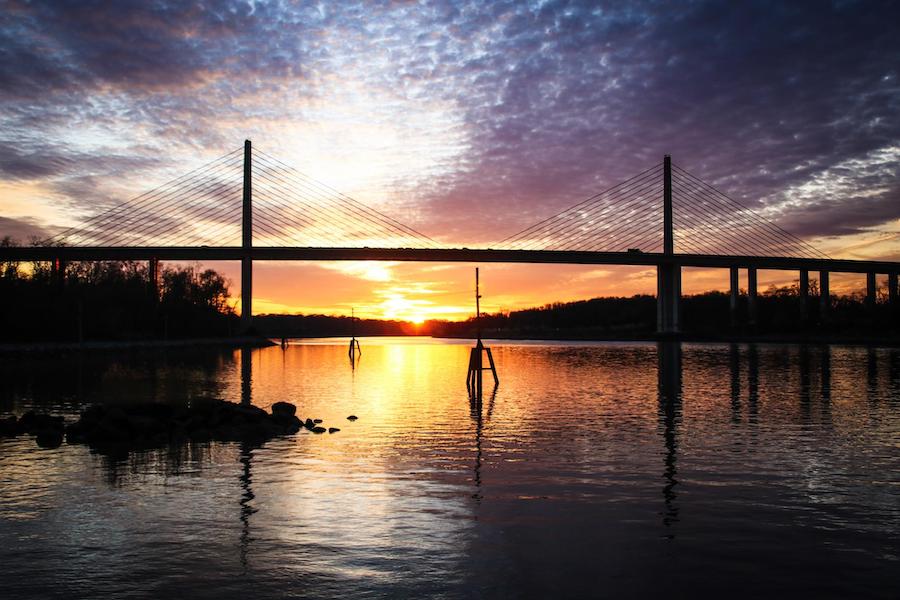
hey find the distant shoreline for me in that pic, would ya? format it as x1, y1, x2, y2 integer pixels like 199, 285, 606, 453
271, 331, 900, 348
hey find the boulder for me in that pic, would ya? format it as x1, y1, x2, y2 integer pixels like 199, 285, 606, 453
0, 416, 18, 437
35, 429, 64, 449
347, 415, 358, 421
271, 402, 296, 417
62, 399, 306, 453
311, 426, 327, 434
328, 427, 340, 434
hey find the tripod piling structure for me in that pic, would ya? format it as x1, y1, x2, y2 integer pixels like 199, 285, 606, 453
467, 268, 499, 398
349, 307, 361, 358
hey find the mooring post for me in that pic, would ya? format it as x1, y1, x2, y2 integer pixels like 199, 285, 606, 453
349, 307, 361, 359
467, 267, 498, 396
819, 270, 830, 322
799, 270, 810, 322
475, 268, 483, 397
241, 139, 253, 332
729, 266, 740, 328
866, 272, 877, 310
747, 267, 758, 327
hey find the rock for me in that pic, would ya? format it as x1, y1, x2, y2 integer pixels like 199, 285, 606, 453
313, 419, 323, 424
35, 429, 64, 449
346, 415, 358, 421
311, 426, 327, 434
19, 411, 64, 435
0, 415, 18, 437
304, 418, 315, 430
271, 413, 302, 434
271, 402, 296, 417
328, 427, 340, 434
60, 399, 306, 454
18, 412, 65, 436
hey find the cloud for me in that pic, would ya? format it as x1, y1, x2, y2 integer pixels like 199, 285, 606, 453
0, 216, 52, 242
1, 0, 898, 261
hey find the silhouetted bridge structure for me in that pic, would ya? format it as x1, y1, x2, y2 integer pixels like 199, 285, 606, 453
2, 141, 898, 333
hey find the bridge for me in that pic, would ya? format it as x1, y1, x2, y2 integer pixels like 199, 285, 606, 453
2, 140, 898, 333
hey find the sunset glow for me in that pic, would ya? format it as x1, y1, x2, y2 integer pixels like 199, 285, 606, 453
1, 2, 898, 320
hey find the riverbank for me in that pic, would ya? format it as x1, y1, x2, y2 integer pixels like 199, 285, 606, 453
0, 336, 276, 354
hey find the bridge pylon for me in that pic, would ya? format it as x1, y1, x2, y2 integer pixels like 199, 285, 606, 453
241, 139, 253, 332
657, 155, 681, 334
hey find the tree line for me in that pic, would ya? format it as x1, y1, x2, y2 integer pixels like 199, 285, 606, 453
1, 237, 236, 342
257, 281, 897, 340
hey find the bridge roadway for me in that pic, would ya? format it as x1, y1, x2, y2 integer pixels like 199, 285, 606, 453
2, 245, 898, 274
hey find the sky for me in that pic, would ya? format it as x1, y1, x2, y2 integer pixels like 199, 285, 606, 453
1, 0, 899, 321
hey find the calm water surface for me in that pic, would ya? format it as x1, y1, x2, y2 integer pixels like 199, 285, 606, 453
1, 339, 899, 599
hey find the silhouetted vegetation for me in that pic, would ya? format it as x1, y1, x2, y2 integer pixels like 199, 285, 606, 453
258, 283, 898, 341
254, 313, 421, 337
0, 237, 237, 342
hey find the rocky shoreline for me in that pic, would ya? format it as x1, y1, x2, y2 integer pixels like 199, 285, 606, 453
1, 399, 346, 453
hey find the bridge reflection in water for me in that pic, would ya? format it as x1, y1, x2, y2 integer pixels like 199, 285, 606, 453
3, 340, 900, 597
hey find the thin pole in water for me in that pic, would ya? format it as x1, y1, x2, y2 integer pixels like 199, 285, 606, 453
349, 308, 361, 358
467, 267, 498, 400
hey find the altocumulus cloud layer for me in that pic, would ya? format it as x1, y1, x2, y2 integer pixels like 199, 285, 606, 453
1, 0, 898, 248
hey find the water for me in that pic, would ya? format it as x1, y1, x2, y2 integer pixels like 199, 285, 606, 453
1, 339, 898, 599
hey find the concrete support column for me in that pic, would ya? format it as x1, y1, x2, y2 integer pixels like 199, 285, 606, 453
241, 256, 252, 326
149, 257, 159, 300
889, 273, 898, 306
866, 272, 877, 310
747, 267, 758, 327
656, 263, 681, 334
52, 258, 66, 290
819, 271, 830, 321
799, 270, 809, 322
729, 266, 740, 328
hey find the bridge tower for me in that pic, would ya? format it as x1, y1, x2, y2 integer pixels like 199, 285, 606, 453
657, 155, 681, 334
241, 139, 253, 332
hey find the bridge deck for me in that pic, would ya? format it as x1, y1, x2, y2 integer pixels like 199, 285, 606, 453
1, 246, 897, 274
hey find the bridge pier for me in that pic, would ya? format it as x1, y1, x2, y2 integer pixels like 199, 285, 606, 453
799, 270, 810, 322
656, 263, 680, 334
729, 266, 740, 328
52, 258, 66, 290
149, 258, 159, 300
747, 267, 758, 327
890, 273, 898, 306
656, 156, 680, 335
819, 270, 830, 321
866, 272, 877, 310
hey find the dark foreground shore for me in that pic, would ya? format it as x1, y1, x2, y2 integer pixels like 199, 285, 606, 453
0, 335, 276, 354
0, 399, 349, 454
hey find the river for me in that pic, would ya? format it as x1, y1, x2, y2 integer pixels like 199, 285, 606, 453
1, 339, 898, 598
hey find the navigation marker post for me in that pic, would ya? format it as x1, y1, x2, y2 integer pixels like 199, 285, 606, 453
349, 307, 361, 359
466, 268, 499, 400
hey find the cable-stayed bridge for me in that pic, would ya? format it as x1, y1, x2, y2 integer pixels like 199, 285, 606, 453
1, 140, 897, 333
